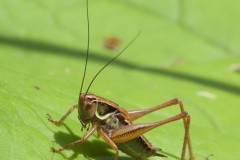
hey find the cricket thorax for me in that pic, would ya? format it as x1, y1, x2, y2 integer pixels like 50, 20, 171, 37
93, 101, 128, 135
96, 101, 117, 117
78, 93, 125, 128
95, 102, 123, 127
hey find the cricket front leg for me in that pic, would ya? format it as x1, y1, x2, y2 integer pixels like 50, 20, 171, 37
47, 104, 78, 126
51, 124, 97, 152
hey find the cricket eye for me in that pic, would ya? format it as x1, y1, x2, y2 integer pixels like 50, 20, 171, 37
85, 95, 96, 101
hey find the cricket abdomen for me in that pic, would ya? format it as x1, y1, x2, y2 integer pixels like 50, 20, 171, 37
100, 111, 166, 159
116, 135, 166, 160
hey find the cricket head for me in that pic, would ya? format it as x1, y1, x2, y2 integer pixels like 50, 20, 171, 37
78, 93, 97, 129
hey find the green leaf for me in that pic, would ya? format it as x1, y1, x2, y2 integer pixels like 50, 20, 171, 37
0, 0, 239, 160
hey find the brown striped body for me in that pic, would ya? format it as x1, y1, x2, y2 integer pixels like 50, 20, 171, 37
96, 100, 166, 159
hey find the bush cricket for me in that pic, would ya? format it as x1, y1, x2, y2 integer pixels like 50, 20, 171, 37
47, 0, 194, 159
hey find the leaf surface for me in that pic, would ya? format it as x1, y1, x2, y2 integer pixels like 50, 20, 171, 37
0, 0, 240, 159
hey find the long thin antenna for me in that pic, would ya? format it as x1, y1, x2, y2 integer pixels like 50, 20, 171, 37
85, 31, 141, 94
79, 0, 90, 96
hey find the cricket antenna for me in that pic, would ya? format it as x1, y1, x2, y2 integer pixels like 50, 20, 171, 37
84, 31, 141, 94
79, 0, 141, 97
79, 0, 90, 97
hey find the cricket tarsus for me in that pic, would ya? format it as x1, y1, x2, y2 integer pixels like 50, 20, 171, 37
47, 0, 194, 159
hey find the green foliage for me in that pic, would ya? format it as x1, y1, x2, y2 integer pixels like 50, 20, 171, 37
0, 0, 239, 159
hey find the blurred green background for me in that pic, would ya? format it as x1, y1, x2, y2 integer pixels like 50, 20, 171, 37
0, 0, 240, 159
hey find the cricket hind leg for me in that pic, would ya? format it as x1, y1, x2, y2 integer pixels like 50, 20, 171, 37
181, 114, 192, 160
128, 98, 181, 121
47, 104, 78, 126
111, 112, 193, 160
127, 98, 194, 160
176, 100, 194, 160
